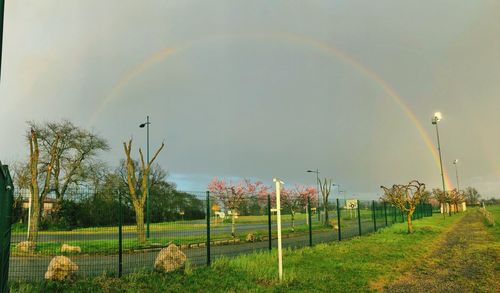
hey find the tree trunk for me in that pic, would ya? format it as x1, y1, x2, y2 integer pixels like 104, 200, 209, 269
291, 211, 295, 232
306, 208, 309, 225
134, 204, 146, 244
324, 200, 329, 227
406, 212, 413, 234
27, 191, 40, 243
231, 210, 236, 238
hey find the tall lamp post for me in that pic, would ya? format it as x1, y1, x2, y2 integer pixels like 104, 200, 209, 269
139, 116, 151, 238
453, 159, 460, 192
307, 169, 320, 221
431, 112, 449, 216
0, 0, 5, 80
332, 183, 342, 199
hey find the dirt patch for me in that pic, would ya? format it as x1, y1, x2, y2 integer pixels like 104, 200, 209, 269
381, 212, 500, 292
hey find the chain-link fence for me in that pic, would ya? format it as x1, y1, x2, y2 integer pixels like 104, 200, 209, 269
6, 188, 434, 281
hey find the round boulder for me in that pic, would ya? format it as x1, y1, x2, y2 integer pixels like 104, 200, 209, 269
45, 256, 78, 281
154, 244, 187, 273
246, 233, 256, 242
16, 241, 36, 252
61, 244, 81, 254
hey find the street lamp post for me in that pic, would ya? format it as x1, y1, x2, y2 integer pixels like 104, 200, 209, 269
307, 169, 320, 221
432, 112, 449, 216
453, 159, 460, 192
139, 116, 151, 238
332, 183, 341, 198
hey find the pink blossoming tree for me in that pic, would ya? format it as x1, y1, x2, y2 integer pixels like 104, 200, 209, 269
208, 178, 269, 238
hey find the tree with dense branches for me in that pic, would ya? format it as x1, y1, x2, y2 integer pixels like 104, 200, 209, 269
432, 188, 451, 214
208, 178, 268, 238
449, 188, 465, 213
381, 180, 426, 234
464, 187, 481, 205
27, 128, 59, 244
280, 185, 316, 232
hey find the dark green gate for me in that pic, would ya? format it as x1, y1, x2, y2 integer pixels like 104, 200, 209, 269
0, 162, 14, 293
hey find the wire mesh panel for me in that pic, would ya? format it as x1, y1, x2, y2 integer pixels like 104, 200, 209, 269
208, 193, 272, 261
121, 191, 207, 273
338, 198, 360, 240
357, 200, 374, 235
373, 201, 387, 230
310, 196, 337, 245
9, 188, 118, 281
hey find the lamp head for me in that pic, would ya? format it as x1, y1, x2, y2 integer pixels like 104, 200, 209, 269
432, 112, 442, 124
453, 159, 458, 164
139, 123, 146, 128
273, 178, 284, 184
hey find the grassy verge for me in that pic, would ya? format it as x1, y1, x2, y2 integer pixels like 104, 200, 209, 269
10, 211, 470, 292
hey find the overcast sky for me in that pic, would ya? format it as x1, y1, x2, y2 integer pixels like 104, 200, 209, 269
1, 1, 499, 199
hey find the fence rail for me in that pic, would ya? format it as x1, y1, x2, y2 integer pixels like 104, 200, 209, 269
7, 189, 434, 281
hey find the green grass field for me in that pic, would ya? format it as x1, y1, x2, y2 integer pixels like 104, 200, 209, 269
11, 206, 498, 292
12, 213, 313, 234
11, 209, 378, 235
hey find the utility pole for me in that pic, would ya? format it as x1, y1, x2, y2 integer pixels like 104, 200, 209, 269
139, 116, 151, 238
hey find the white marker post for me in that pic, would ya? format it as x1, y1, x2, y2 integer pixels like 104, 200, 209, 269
27, 193, 32, 239
273, 177, 284, 282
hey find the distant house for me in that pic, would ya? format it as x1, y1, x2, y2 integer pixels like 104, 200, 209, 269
17, 189, 58, 215
430, 198, 466, 213
21, 197, 58, 215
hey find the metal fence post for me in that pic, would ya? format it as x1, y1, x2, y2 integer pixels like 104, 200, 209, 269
118, 190, 123, 277
372, 200, 377, 232
206, 191, 211, 266
383, 201, 388, 227
357, 200, 362, 236
0, 0, 4, 79
267, 193, 272, 251
336, 198, 341, 241
307, 196, 312, 247
0, 163, 14, 293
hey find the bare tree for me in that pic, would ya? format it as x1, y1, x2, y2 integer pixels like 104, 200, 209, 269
381, 180, 426, 234
123, 139, 164, 244
28, 120, 109, 202
449, 188, 465, 213
464, 187, 481, 205
318, 178, 332, 226
27, 128, 59, 244
432, 188, 451, 214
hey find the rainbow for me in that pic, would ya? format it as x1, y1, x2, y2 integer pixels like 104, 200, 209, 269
90, 32, 454, 189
